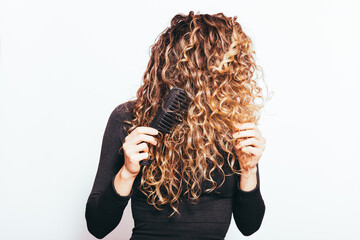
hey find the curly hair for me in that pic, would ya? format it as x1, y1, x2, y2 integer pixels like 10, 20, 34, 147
121, 11, 270, 218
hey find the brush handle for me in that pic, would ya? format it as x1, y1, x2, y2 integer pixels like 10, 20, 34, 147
139, 141, 155, 166
139, 142, 154, 166
137, 87, 190, 167
139, 158, 154, 166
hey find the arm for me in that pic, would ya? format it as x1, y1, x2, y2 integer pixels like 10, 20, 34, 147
239, 165, 258, 191
85, 104, 134, 239
233, 163, 266, 236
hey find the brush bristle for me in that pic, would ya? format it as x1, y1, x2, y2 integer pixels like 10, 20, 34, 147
149, 87, 191, 134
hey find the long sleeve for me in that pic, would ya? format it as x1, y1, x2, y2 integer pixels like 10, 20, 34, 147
85, 104, 133, 239
232, 163, 266, 236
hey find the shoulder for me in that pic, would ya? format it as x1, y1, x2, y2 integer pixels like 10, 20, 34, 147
110, 99, 136, 123
105, 100, 136, 141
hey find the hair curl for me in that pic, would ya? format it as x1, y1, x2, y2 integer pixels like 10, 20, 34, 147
122, 11, 270, 218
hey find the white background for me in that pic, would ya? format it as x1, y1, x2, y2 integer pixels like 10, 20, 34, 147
1, 0, 359, 239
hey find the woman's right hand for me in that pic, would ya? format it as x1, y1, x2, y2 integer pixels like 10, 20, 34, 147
121, 126, 158, 178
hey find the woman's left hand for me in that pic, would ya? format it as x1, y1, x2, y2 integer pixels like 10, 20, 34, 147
232, 122, 266, 170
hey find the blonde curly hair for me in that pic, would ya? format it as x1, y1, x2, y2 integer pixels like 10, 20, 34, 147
122, 11, 270, 218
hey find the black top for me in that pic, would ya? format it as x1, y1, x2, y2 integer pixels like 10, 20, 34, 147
85, 100, 266, 240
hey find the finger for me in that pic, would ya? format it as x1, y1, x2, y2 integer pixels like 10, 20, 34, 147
135, 142, 149, 153
234, 122, 256, 130
242, 146, 262, 157
233, 129, 262, 140
132, 152, 150, 162
133, 134, 158, 146
133, 126, 159, 136
235, 137, 262, 149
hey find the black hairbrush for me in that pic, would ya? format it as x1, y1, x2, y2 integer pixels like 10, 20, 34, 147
139, 87, 191, 166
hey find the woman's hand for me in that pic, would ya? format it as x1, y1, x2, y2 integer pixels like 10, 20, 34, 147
121, 126, 158, 178
232, 122, 266, 171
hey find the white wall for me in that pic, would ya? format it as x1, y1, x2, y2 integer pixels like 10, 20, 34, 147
1, 0, 359, 239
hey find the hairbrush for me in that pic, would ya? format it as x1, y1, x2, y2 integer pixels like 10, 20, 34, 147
139, 87, 191, 166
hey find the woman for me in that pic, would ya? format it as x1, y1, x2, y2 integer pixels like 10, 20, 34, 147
85, 11, 268, 240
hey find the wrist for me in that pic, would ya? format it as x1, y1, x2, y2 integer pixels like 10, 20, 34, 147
240, 165, 257, 178
113, 167, 136, 197
118, 167, 138, 180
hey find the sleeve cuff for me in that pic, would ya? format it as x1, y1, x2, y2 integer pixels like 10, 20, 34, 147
98, 174, 133, 216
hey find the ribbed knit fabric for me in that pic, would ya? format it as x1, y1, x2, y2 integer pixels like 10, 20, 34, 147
85, 100, 265, 239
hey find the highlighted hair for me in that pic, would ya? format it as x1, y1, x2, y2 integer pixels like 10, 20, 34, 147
123, 11, 270, 217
